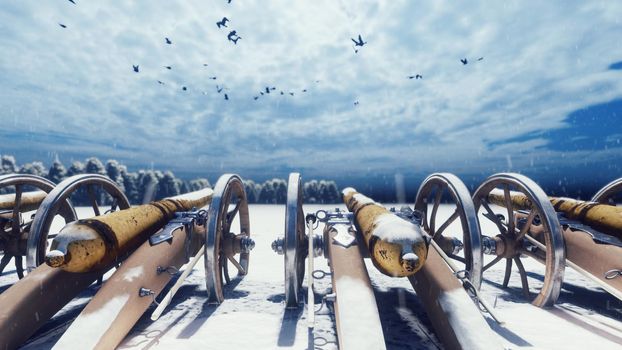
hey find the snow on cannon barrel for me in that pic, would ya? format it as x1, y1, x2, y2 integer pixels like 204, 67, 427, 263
342, 187, 428, 276
45, 188, 214, 272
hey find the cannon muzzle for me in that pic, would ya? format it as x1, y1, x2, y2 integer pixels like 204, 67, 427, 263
342, 187, 428, 277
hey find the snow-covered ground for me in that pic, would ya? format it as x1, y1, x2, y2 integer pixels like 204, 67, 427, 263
5, 204, 622, 349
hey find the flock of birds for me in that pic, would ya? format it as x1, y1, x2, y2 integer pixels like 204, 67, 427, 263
57, 0, 484, 106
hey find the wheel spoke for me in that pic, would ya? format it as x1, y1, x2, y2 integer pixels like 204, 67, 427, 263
429, 187, 443, 234
11, 185, 23, 235
433, 209, 459, 239
15, 255, 24, 279
447, 253, 466, 264
483, 255, 503, 272
514, 257, 530, 298
110, 198, 118, 213
228, 255, 246, 275
503, 185, 515, 238
0, 254, 13, 275
516, 210, 537, 241
226, 200, 241, 227
87, 185, 101, 216
481, 201, 505, 234
502, 258, 512, 288
221, 254, 230, 284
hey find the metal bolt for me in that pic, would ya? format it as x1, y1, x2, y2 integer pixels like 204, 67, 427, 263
450, 237, 464, 255
139, 287, 155, 297
239, 236, 255, 253
271, 237, 285, 255
481, 236, 497, 255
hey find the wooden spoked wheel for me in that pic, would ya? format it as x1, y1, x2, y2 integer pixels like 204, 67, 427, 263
472, 173, 565, 307
414, 173, 483, 289
205, 174, 251, 304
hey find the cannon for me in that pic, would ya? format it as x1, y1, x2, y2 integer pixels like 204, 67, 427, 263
0, 173, 129, 280
51, 174, 253, 349
271, 173, 502, 350
470, 173, 622, 307
0, 174, 254, 349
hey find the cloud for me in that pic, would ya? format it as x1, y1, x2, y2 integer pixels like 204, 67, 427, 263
0, 0, 621, 183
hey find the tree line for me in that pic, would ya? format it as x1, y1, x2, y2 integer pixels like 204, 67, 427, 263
0, 155, 340, 204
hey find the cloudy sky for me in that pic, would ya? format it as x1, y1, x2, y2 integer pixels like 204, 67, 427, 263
1, 1, 621, 196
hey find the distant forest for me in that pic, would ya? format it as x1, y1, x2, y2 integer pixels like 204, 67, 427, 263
0, 155, 340, 205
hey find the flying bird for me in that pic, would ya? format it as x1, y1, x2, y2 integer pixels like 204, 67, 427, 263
253, 96, 259, 100
224, 93, 229, 100
351, 34, 367, 47
217, 85, 224, 93
302, 89, 307, 92
203, 63, 208, 66
209, 76, 217, 80
289, 92, 294, 96
217, 17, 229, 28
228, 0, 232, 3
164, 66, 172, 70
59, 23, 67, 28
460, 58, 468, 65
182, 86, 187, 91
157, 80, 164, 85
133, 65, 139, 73
265, 87, 270, 94
68, 0, 76, 4
408, 74, 423, 79
280, 91, 284, 95
165, 37, 172, 44
477, 57, 484, 61
354, 101, 359, 106
227, 30, 241, 44
260, 92, 264, 96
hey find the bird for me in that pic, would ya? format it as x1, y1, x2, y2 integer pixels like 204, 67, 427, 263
228, 30, 241, 44
408, 74, 423, 80
217, 17, 229, 28
302, 89, 307, 93
224, 93, 229, 100
182, 86, 187, 91
351, 34, 367, 47
253, 96, 259, 100
165, 37, 172, 44
265, 87, 270, 94
133, 65, 139, 73
203, 63, 208, 66
68, 0, 76, 4
59, 23, 67, 28
164, 66, 172, 70
280, 91, 284, 95
228, 0, 232, 3
460, 58, 468, 65
209, 76, 217, 80
157, 80, 164, 84
217, 85, 224, 93
289, 92, 294, 96
260, 92, 264, 96
354, 101, 359, 106
477, 57, 484, 61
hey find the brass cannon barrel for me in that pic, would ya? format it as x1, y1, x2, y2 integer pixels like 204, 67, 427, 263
342, 187, 428, 277
0, 190, 48, 213
488, 189, 622, 240
45, 188, 214, 273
